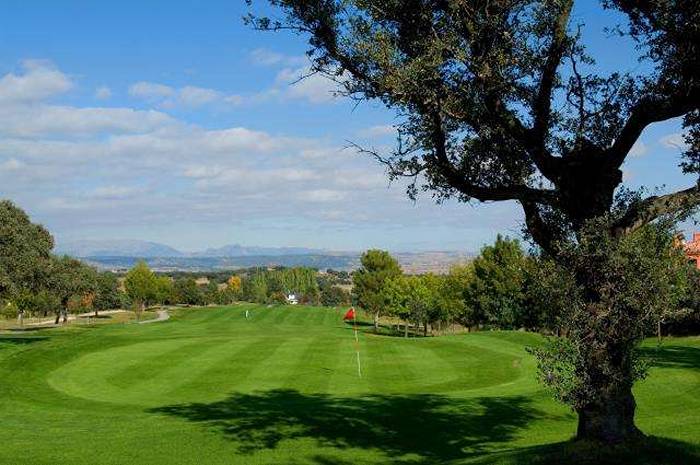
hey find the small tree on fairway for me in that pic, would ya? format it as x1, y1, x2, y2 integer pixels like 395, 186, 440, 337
154, 276, 175, 306
319, 281, 351, 307
425, 272, 465, 334
465, 236, 529, 329
405, 275, 434, 337
93, 272, 123, 316
174, 278, 205, 306
249, 0, 699, 442
227, 275, 242, 299
124, 261, 158, 316
45, 256, 99, 324
381, 275, 411, 337
242, 272, 269, 303
446, 264, 478, 331
353, 250, 402, 331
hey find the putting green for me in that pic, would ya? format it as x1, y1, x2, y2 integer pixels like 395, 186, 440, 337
0, 304, 698, 465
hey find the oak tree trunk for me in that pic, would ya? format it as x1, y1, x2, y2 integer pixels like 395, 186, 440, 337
576, 385, 642, 443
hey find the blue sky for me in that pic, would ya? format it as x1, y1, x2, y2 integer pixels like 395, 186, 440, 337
0, 1, 695, 252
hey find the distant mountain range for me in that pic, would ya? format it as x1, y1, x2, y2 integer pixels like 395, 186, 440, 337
56, 239, 325, 258
57, 239, 473, 273
56, 240, 185, 258
193, 244, 325, 257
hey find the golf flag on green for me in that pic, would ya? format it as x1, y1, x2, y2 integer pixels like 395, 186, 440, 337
343, 307, 356, 321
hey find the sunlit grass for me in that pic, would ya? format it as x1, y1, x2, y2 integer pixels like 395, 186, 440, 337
0, 304, 697, 464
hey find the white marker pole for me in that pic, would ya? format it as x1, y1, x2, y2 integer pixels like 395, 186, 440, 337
353, 308, 362, 378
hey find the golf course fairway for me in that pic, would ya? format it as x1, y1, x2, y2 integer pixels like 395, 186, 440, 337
0, 304, 698, 464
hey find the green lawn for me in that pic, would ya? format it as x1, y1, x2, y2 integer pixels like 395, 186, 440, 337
0, 304, 698, 464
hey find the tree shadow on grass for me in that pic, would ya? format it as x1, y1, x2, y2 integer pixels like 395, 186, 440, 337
465, 436, 700, 465
640, 344, 700, 370
342, 320, 375, 329
342, 321, 428, 338
0, 335, 48, 345
149, 390, 545, 463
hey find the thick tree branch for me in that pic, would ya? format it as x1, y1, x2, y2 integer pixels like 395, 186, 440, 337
529, 0, 573, 180
608, 88, 700, 167
612, 185, 700, 236
521, 200, 559, 257
429, 111, 557, 204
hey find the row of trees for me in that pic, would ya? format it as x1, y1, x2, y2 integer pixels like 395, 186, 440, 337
123, 262, 242, 311
239, 266, 351, 306
0, 201, 248, 323
0, 200, 351, 324
354, 232, 700, 338
0, 201, 123, 323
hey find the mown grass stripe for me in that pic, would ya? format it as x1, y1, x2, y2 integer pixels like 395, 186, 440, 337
283, 334, 342, 393
270, 307, 292, 326
107, 338, 222, 390
163, 335, 288, 400
232, 335, 315, 392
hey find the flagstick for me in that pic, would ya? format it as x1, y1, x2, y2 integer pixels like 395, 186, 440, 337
353, 308, 362, 378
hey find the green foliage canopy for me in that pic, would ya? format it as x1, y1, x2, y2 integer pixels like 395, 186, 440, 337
352, 250, 402, 322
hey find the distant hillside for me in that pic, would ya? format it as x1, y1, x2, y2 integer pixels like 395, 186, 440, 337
79, 251, 472, 273
57, 239, 328, 259
58, 239, 473, 273
82, 254, 360, 272
194, 244, 324, 257
56, 240, 184, 258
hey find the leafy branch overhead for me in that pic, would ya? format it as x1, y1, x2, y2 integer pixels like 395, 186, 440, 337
246, 0, 699, 252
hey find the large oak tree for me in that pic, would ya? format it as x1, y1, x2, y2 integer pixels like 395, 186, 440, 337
248, 0, 699, 442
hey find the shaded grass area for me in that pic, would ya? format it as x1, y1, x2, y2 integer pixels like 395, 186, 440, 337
150, 390, 542, 461
467, 437, 700, 465
0, 304, 697, 465
0, 335, 49, 345
639, 343, 700, 370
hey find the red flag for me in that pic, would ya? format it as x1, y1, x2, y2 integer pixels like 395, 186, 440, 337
343, 307, 356, 321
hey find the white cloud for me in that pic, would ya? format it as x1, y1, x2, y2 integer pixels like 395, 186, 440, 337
0, 105, 176, 137
128, 81, 175, 100
183, 165, 223, 179
660, 133, 688, 151
223, 94, 243, 105
95, 86, 112, 100
628, 141, 647, 157
249, 48, 308, 67
0, 158, 23, 172
128, 81, 242, 108
0, 60, 72, 104
190, 167, 321, 190
299, 189, 347, 202
91, 186, 145, 199
357, 125, 396, 138
177, 86, 221, 106
1, 59, 519, 249
126, 64, 342, 108
274, 67, 342, 104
